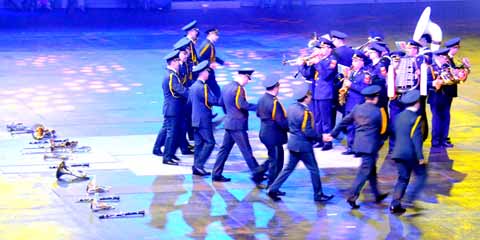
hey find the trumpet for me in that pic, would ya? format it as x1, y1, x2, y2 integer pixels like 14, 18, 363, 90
99, 210, 145, 219
56, 160, 89, 180
354, 38, 380, 51
282, 54, 320, 66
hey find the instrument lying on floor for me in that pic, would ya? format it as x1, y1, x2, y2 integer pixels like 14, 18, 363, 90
78, 196, 120, 203
90, 199, 115, 212
6, 123, 57, 140
23, 140, 91, 154
86, 177, 111, 194
56, 160, 89, 180
49, 163, 89, 169
99, 210, 145, 219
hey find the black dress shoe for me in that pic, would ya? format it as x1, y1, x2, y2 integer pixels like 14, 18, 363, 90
375, 193, 389, 203
275, 190, 286, 196
212, 175, 231, 182
163, 159, 179, 165
314, 193, 334, 202
192, 167, 210, 176
153, 149, 163, 157
172, 155, 180, 161
251, 173, 266, 184
321, 142, 333, 151
346, 198, 360, 209
267, 191, 282, 201
342, 148, 354, 155
390, 205, 406, 214
446, 137, 452, 144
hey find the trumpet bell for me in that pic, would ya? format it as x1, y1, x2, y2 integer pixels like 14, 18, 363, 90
32, 124, 56, 140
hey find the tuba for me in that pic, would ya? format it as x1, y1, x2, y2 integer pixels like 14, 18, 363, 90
413, 7, 442, 51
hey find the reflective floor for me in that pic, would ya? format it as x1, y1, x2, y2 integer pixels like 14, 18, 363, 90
0, 2, 479, 239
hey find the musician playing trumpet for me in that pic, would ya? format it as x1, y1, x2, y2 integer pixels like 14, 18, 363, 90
338, 50, 372, 155
297, 38, 338, 150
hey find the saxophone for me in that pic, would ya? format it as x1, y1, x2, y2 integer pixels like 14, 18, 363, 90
338, 67, 352, 106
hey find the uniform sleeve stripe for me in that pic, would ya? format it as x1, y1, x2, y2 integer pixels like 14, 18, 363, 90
204, 84, 212, 109
410, 116, 422, 138
309, 111, 314, 129
235, 86, 242, 110
380, 107, 388, 135
169, 73, 177, 98
314, 70, 319, 80
272, 99, 278, 120
301, 110, 308, 132
199, 43, 209, 56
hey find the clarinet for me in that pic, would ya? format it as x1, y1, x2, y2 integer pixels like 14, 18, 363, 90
99, 210, 145, 219
78, 196, 120, 203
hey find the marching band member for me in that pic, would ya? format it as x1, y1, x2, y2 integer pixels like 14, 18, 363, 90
340, 50, 372, 155
199, 28, 225, 98
298, 38, 338, 151
159, 50, 189, 165
256, 75, 289, 192
390, 90, 427, 214
189, 61, 219, 176
212, 70, 267, 186
367, 43, 390, 112
267, 84, 334, 202
182, 20, 200, 68
326, 85, 389, 209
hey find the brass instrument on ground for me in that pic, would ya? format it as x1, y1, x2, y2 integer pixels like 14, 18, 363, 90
99, 210, 145, 219
32, 124, 56, 140
56, 160, 89, 180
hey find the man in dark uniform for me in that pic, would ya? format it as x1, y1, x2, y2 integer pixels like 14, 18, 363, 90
326, 85, 389, 209
390, 90, 427, 214
299, 38, 338, 151
189, 61, 219, 176
182, 20, 200, 68
340, 50, 372, 155
442, 37, 470, 147
152, 39, 194, 157
256, 74, 288, 192
267, 84, 334, 202
212, 69, 266, 185
330, 30, 355, 131
366, 43, 390, 112
428, 48, 456, 148
198, 28, 225, 98
159, 50, 189, 165
387, 40, 428, 153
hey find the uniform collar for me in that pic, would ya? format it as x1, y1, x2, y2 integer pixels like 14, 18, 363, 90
167, 66, 178, 74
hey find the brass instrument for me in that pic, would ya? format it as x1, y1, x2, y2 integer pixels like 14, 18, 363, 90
307, 32, 319, 48
338, 67, 353, 106
98, 210, 145, 219
282, 54, 319, 66
412, 7, 443, 51
56, 160, 89, 180
32, 124, 56, 140
437, 64, 468, 87
23, 139, 91, 154
354, 38, 379, 51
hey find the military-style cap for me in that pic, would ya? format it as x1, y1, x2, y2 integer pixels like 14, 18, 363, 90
182, 20, 199, 32
292, 84, 310, 100
368, 31, 384, 41
238, 69, 254, 77
433, 48, 450, 56
361, 85, 381, 97
406, 39, 422, 48
330, 30, 348, 40
376, 41, 388, 48
319, 38, 335, 48
368, 43, 385, 54
205, 28, 219, 35
445, 37, 461, 48
400, 90, 420, 106
173, 37, 190, 51
352, 50, 368, 62
262, 74, 280, 88
163, 50, 180, 61
193, 60, 210, 73
390, 50, 406, 58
